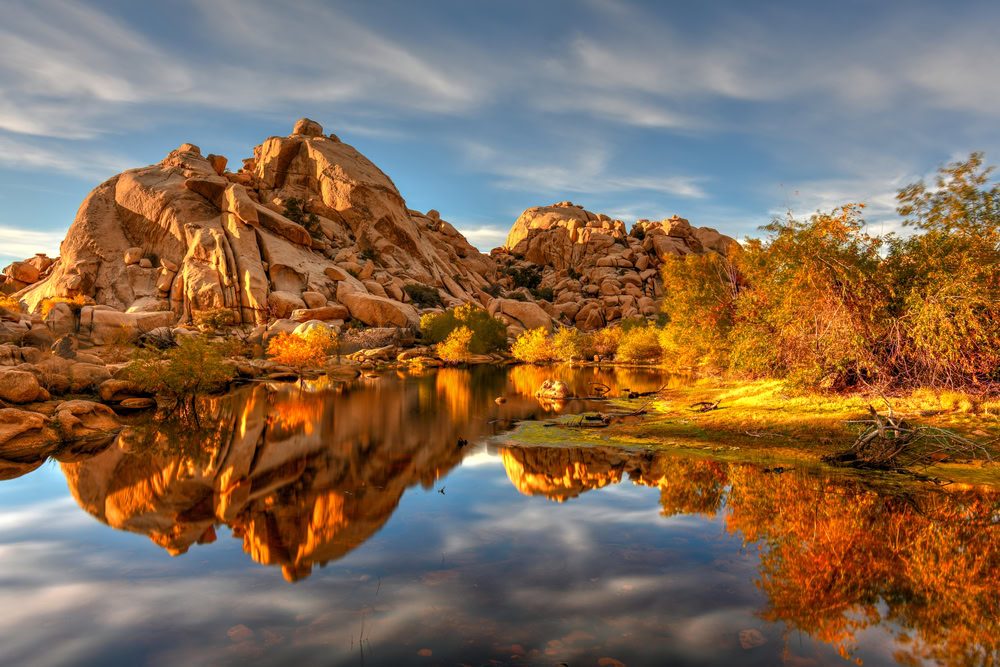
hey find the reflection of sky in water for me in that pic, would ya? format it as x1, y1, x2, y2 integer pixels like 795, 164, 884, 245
0, 449, 919, 666
1, 368, 992, 666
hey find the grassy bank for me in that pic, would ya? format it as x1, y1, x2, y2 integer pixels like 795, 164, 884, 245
508, 378, 1000, 486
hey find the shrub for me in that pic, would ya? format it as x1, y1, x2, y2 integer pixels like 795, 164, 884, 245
511, 327, 555, 363
567, 268, 582, 281
267, 327, 338, 371
507, 265, 542, 289
550, 327, 584, 361
193, 307, 236, 331
438, 326, 473, 363
616, 326, 663, 363
105, 324, 139, 363
404, 284, 443, 308
653, 152, 1000, 389
587, 327, 623, 359
283, 197, 325, 240
506, 292, 527, 302
484, 283, 504, 298
420, 303, 507, 353
630, 225, 646, 240
530, 287, 554, 302
0, 295, 21, 313
125, 336, 236, 407
359, 248, 378, 264
40, 295, 88, 317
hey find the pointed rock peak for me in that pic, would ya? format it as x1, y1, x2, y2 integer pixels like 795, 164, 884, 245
293, 118, 324, 137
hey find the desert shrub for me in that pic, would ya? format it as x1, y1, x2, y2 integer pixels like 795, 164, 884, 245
267, 327, 338, 370
616, 325, 663, 363
283, 197, 325, 241
630, 224, 646, 240
511, 327, 555, 363
104, 325, 139, 363
437, 326, 473, 363
483, 283, 504, 298
125, 336, 236, 407
193, 307, 236, 331
40, 295, 89, 317
359, 248, 378, 264
654, 152, 1000, 390
659, 252, 740, 371
550, 327, 585, 361
420, 303, 506, 353
587, 327, 623, 359
0, 295, 21, 313
567, 268, 582, 281
506, 292, 527, 301
530, 287, 554, 302
404, 284, 443, 308
217, 336, 253, 359
508, 265, 542, 289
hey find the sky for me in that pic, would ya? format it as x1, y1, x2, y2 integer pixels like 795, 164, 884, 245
1, 0, 999, 263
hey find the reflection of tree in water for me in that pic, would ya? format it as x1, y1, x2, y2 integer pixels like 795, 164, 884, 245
502, 445, 1000, 665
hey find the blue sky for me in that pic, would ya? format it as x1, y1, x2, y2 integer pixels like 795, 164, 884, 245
1, 0, 999, 263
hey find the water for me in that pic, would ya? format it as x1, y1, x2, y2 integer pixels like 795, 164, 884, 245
0, 366, 997, 666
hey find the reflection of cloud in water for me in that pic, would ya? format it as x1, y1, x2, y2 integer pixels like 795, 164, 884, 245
1, 367, 997, 665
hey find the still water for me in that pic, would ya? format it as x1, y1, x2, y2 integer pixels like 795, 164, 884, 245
0, 365, 997, 666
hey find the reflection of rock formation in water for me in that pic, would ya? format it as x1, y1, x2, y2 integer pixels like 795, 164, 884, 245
501, 445, 726, 515
61, 378, 472, 581
501, 448, 625, 502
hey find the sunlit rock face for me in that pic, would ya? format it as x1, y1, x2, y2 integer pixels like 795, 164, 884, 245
60, 380, 471, 581
16, 119, 497, 324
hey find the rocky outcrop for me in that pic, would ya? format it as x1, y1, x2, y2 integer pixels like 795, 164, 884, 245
493, 201, 738, 329
14, 119, 498, 328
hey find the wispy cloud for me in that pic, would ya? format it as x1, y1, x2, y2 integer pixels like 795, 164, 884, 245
0, 225, 65, 261
0, 135, 134, 180
479, 147, 708, 199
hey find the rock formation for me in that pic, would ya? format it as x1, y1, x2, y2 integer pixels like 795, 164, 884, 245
12, 119, 498, 330
4, 123, 739, 339
492, 201, 737, 330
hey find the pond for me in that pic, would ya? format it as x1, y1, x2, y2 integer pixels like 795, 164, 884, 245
0, 366, 997, 666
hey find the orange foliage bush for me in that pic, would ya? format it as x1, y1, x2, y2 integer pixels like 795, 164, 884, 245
266, 327, 338, 370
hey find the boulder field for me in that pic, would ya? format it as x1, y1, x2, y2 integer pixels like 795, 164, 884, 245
1, 118, 737, 338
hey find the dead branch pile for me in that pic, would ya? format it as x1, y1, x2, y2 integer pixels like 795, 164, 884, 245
823, 404, 995, 471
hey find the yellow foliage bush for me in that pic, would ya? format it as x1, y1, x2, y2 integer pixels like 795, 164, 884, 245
587, 327, 623, 359
511, 327, 555, 363
550, 327, 585, 361
0, 295, 21, 313
266, 327, 338, 370
40, 295, 89, 317
616, 326, 663, 363
438, 325, 473, 363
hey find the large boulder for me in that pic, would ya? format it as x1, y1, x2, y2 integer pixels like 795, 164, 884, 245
78, 307, 176, 345
0, 408, 58, 461
0, 370, 42, 404
54, 400, 120, 441
535, 379, 572, 400
488, 298, 553, 332
338, 291, 420, 329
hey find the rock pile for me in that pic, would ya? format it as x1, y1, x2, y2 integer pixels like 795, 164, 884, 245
491, 201, 737, 330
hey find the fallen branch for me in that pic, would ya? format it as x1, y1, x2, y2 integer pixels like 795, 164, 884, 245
824, 403, 994, 471
690, 400, 721, 413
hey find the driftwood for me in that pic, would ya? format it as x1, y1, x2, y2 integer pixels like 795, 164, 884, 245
824, 403, 995, 471
691, 400, 721, 413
